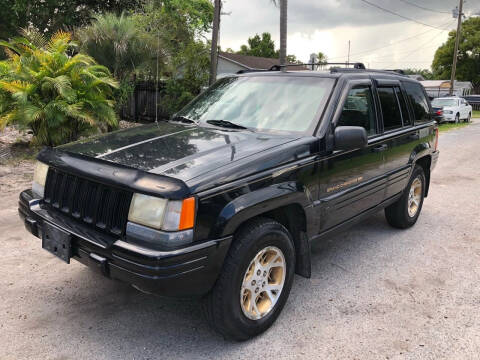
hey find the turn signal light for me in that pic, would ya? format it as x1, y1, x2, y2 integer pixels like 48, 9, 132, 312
179, 197, 196, 230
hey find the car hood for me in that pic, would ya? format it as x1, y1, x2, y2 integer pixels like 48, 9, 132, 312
60, 122, 301, 186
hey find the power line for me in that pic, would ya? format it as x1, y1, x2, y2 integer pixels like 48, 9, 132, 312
328, 19, 454, 61
397, 0, 452, 14
358, 0, 449, 29
363, 24, 453, 61
402, 30, 449, 60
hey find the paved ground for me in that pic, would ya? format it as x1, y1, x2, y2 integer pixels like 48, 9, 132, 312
1, 120, 480, 359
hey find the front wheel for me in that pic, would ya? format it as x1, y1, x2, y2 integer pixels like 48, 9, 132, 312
204, 218, 295, 341
455, 113, 460, 124
385, 165, 425, 229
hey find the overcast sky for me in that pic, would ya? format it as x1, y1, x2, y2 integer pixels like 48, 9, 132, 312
219, 0, 478, 70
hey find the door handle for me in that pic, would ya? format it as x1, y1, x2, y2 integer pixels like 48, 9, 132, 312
373, 144, 388, 153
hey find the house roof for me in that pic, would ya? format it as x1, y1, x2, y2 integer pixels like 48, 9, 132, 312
218, 52, 306, 71
421, 80, 451, 88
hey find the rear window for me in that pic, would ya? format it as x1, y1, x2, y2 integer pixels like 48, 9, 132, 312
403, 82, 430, 123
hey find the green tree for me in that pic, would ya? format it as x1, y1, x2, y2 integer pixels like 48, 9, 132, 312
77, 12, 156, 112
77, 12, 154, 80
317, 52, 328, 65
286, 54, 298, 63
0, 0, 142, 41
402, 68, 434, 80
238, 33, 277, 58
132, 0, 213, 116
432, 17, 480, 92
0, 29, 118, 146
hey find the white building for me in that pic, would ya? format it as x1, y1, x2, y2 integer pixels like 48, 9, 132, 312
420, 80, 473, 98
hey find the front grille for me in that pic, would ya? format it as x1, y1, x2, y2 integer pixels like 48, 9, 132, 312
43, 168, 132, 236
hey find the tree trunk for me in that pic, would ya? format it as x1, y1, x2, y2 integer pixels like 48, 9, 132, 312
279, 0, 287, 67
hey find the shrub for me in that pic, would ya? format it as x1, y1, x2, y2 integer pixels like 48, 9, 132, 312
0, 29, 118, 146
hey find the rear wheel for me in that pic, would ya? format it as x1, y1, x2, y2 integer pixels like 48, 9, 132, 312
385, 165, 425, 229
204, 218, 295, 341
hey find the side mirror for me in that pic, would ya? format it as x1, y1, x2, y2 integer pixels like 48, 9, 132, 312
334, 126, 368, 151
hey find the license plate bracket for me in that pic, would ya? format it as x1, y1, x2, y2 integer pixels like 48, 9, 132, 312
42, 222, 72, 264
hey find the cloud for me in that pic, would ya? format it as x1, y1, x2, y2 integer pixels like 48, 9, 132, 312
220, 0, 460, 69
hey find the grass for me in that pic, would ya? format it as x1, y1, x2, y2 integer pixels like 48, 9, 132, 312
438, 122, 470, 133
473, 110, 480, 118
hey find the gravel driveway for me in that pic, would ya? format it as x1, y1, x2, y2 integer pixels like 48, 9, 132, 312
1, 120, 480, 359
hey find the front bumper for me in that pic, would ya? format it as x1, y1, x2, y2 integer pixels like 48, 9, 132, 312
18, 190, 232, 297
439, 114, 455, 122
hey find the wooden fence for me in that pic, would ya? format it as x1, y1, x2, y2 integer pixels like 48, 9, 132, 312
120, 81, 169, 122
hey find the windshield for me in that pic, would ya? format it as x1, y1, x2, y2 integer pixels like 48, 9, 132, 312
176, 76, 335, 133
431, 98, 458, 107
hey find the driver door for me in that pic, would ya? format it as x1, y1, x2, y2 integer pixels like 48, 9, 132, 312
318, 80, 387, 231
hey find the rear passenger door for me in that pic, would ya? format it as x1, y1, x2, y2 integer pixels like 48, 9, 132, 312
319, 80, 387, 231
377, 80, 418, 198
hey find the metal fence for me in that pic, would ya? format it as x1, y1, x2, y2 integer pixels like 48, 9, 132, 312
120, 81, 169, 122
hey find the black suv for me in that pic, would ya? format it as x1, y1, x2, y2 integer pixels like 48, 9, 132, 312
19, 65, 439, 340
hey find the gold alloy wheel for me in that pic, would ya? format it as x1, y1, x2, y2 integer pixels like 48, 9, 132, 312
240, 246, 286, 320
408, 177, 422, 217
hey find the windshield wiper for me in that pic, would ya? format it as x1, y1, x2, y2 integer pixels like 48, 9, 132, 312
171, 115, 197, 124
206, 120, 248, 130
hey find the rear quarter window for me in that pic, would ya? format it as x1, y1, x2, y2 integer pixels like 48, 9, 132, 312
403, 82, 431, 124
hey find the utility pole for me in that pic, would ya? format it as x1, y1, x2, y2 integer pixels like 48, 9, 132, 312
279, 0, 288, 71
209, 0, 221, 85
450, 0, 464, 96
347, 40, 351, 66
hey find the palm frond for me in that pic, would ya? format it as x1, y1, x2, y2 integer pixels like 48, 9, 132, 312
0, 30, 118, 146
20, 28, 47, 49
0, 80, 30, 93
43, 75, 74, 100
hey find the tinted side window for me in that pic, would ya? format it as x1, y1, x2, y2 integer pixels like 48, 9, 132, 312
396, 88, 411, 126
337, 85, 377, 136
403, 82, 430, 123
378, 87, 402, 131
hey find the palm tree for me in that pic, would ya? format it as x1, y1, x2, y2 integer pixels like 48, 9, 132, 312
317, 52, 328, 65
271, 0, 287, 67
76, 12, 156, 80
0, 29, 118, 146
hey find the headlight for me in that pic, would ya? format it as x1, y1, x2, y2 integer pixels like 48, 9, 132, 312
128, 194, 195, 231
444, 110, 453, 114
32, 161, 49, 198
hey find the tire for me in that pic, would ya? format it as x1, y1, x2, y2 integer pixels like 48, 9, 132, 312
455, 113, 460, 124
467, 113, 471, 123
385, 165, 426, 229
204, 218, 295, 341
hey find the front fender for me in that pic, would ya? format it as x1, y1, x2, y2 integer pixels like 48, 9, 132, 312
213, 181, 313, 238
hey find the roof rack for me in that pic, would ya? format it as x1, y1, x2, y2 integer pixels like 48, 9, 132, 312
268, 62, 366, 71
236, 62, 409, 78
236, 62, 366, 74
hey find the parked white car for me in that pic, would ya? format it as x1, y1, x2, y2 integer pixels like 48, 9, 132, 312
431, 97, 472, 123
